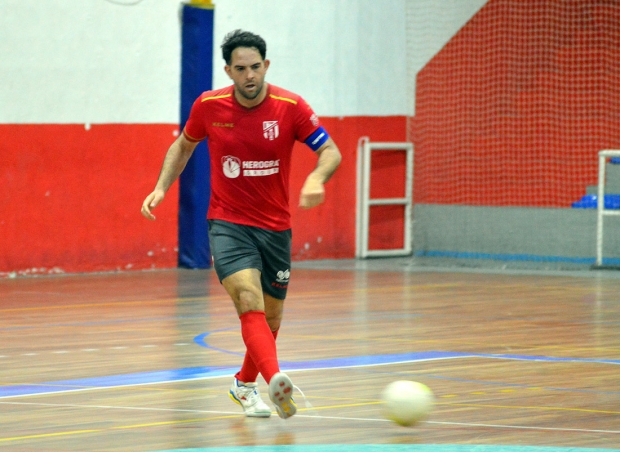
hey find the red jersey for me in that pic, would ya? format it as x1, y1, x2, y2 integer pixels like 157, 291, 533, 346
183, 84, 321, 231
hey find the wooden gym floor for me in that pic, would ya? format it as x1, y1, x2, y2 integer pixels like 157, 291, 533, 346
0, 257, 619, 452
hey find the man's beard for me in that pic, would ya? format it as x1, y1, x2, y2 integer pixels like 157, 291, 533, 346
238, 82, 263, 100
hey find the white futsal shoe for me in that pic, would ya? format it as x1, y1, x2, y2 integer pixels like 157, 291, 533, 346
268, 372, 297, 419
229, 379, 272, 418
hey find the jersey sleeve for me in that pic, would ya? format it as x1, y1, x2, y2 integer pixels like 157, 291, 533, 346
294, 96, 322, 143
182, 96, 208, 142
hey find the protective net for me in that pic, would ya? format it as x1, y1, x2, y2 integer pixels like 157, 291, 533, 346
408, 0, 620, 208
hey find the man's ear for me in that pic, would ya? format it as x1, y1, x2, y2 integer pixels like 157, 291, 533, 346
264, 59, 270, 71
224, 65, 232, 79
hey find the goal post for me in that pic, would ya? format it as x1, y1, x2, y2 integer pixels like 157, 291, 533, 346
594, 149, 620, 269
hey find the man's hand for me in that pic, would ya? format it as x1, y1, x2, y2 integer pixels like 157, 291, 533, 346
299, 139, 341, 209
299, 173, 325, 209
141, 189, 165, 220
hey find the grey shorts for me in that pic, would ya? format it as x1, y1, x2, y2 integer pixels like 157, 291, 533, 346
207, 219, 292, 300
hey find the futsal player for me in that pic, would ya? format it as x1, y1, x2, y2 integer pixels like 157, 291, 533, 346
141, 29, 342, 419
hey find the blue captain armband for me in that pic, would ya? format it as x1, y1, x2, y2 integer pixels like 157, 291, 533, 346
304, 126, 330, 151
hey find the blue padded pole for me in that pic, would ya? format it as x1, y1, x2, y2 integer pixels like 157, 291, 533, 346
178, 3, 214, 268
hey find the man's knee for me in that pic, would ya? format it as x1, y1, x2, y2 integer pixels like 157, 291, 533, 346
264, 294, 284, 332
265, 312, 282, 332
222, 269, 264, 315
236, 289, 264, 312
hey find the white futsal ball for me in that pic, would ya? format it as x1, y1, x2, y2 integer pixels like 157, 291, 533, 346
381, 380, 434, 426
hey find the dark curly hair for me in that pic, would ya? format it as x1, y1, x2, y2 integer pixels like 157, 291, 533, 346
221, 30, 267, 65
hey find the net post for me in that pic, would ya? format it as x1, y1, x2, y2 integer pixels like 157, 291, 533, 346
355, 138, 365, 258
592, 149, 620, 270
595, 151, 606, 267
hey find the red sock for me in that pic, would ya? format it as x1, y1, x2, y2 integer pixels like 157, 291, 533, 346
236, 328, 279, 383
236, 311, 280, 384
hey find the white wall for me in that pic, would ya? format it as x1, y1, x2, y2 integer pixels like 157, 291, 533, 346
212, 0, 408, 117
0, 0, 486, 123
0, 0, 181, 124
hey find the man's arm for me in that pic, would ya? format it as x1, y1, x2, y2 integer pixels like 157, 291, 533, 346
299, 137, 342, 209
141, 134, 199, 220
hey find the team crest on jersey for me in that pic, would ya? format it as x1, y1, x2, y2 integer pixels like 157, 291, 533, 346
222, 156, 241, 178
263, 121, 279, 140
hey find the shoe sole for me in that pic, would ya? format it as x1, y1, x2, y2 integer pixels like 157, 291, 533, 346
228, 391, 272, 418
268, 372, 297, 419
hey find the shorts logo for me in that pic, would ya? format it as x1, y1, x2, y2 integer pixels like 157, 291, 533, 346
222, 156, 241, 178
263, 121, 279, 140
276, 269, 290, 283
310, 114, 319, 127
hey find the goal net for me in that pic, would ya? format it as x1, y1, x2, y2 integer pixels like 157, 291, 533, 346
406, 0, 620, 265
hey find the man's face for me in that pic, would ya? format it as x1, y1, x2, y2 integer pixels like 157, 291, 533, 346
225, 47, 270, 103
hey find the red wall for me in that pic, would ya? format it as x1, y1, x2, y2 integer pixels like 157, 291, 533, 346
1, 124, 180, 276
1, 116, 406, 275
290, 116, 408, 259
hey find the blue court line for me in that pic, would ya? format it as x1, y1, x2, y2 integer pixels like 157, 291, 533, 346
276, 351, 619, 373
1, 351, 618, 399
160, 445, 620, 452
415, 250, 620, 265
194, 331, 245, 357
0, 366, 235, 398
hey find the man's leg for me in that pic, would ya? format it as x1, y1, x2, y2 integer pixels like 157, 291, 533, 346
209, 220, 295, 418
236, 294, 283, 383
223, 271, 295, 419
223, 269, 278, 417
222, 269, 280, 383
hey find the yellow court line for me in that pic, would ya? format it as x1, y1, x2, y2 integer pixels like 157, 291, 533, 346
303, 398, 608, 415
0, 296, 211, 313
302, 401, 383, 411
0, 402, 381, 443
4, 282, 619, 351
293, 397, 615, 417
0, 414, 239, 443
4, 300, 618, 355
281, 333, 620, 355
0, 283, 459, 314
11, 279, 586, 315
1, 277, 601, 314
440, 401, 620, 415
1, 398, 616, 443
287, 283, 463, 298
0, 429, 101, 443
308, 398, 620, 416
